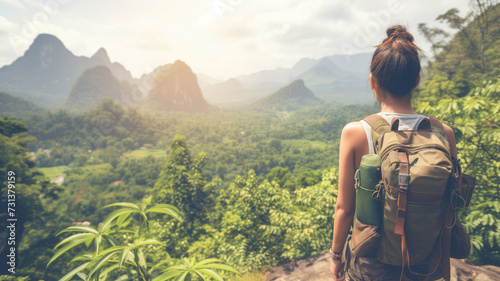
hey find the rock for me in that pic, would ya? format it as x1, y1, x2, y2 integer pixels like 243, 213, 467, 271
264, 253, 500, 281
451, 259, 500, 281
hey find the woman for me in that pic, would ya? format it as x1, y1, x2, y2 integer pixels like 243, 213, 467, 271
329, 25, 457, 281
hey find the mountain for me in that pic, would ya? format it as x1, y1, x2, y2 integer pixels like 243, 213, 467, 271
0, 34, 135, 107
248, 79, 322, 111
63, 66, 139, 112
144, 60, 211, 112
203, 78, 247, 107
197, 73, 222, 90
289, 57, 321, 77
297, 57, 370, 103
0, 92, 45, 119
90, 47, 134, 83
326, 53, 372, 74
218, 53, 374, 106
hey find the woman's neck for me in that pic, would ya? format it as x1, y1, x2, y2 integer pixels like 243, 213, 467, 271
379, 94, 416, 114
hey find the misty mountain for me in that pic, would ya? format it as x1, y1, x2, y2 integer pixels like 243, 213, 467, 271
136, 64, 172, 96
326, 53, 372, 74
144, 60, 211, 112
297, 57, 370, 103
0, 34, 135, 107
63, 66, 140, 112
248, 79, 322, 111
213, 53, 374, 106
197, 72, 222, 90
202, 78, 248, 107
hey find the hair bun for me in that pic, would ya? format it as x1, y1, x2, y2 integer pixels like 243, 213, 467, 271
386, 25, 414, 42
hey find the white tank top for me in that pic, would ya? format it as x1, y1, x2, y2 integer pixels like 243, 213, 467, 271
360, 112, 427, 154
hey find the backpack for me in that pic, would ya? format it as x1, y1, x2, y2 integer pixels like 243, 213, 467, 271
365, 114, 454, 278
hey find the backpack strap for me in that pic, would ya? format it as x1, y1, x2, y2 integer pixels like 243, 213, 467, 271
363, 114, 391, 153
395, 152, 409, 236
396, 152, 409, 280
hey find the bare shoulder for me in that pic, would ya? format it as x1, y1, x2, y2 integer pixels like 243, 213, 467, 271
341, 122, 367, 145
342, 121, 365, 137
342, 121, 365, 133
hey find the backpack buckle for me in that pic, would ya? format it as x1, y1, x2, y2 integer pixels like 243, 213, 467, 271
398, 173, 410, 187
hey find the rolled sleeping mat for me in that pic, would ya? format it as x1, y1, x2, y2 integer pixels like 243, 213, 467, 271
355, 154, 383, 226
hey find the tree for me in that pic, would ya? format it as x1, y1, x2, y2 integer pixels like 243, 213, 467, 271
417, 3, 499, 102
471, 0, 498, 73
266, 166, 295, 191
0, 117, 61, 275
434, 1, 499, 74
417, 23, 449, 58
153, 135, 208, 228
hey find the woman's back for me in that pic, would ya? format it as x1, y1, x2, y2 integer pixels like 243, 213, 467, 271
330, 25, 458, 281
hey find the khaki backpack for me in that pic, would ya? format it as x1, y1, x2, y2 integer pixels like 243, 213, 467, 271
366, 114, 454, 278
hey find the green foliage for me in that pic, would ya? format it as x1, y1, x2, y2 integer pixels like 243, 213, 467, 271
0, 277, 31, 281
262, 168, 338, 261
48, 196, 239, 281
0, 116, 28, 137
153, 258, 240, 281
186, 167, 339, 274
266, 166, 295, 191
0, 116, 62, 277
14, 95, 375, 278
418, 77, 500, 264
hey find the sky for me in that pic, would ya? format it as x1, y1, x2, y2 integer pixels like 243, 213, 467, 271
0, 0, 471, 80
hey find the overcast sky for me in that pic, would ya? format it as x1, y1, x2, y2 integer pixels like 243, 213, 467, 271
0, 0, 471, 80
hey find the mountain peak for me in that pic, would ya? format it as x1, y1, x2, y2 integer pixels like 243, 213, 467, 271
278, 79, 317, 99
32, 33, 65, 47
249, 79, 322, 111
289, 79, 305, 87
171, 60, 192, 72
25, 33, 69, 57
91, 47, 110, 63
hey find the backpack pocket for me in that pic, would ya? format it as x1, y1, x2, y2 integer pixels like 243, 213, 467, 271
349, 219, 382, 258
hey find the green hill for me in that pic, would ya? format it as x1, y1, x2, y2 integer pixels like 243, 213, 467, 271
0, 91, 44, 119
248, 79, 323, 111
63, 65, 138, 112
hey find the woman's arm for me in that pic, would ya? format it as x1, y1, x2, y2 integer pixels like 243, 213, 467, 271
330, 122, 367, 280
331, 122, 368, 252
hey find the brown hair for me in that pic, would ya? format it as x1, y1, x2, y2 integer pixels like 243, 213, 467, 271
370, 25, 421, 97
